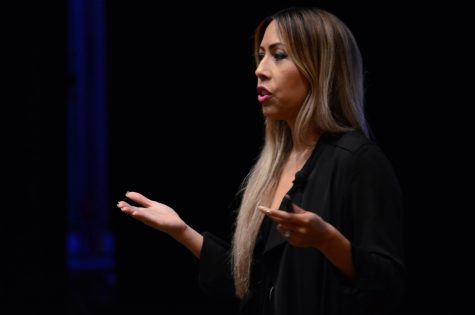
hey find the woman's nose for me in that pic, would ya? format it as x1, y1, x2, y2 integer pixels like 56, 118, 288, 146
255, 59, 269, 80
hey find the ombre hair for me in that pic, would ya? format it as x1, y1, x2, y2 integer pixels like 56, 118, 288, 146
232, 7, 369, 299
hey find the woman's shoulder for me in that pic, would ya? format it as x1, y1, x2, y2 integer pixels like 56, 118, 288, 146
321, 130, 373, 154
320, 130, 393, 168
323, 131, 399, 182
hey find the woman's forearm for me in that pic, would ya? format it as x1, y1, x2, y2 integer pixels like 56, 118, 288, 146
319, 225, 355, 279
171, 225, 204, 259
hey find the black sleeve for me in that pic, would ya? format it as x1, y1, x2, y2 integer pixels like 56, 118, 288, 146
343, 144, 405, 312
198, 232, 237, 302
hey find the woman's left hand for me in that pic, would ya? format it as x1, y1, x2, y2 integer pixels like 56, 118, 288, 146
258, 203, 335, 250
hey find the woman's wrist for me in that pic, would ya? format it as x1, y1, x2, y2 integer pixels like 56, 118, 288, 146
316, 223, 355, 279
316, 223, 342, 254
171, 224, 203, 259
170, 223, 189, 242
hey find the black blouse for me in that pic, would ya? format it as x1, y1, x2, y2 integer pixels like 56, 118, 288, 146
198, 131, 405, 315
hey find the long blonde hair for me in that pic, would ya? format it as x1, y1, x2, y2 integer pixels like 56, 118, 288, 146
232, 7, 369, 299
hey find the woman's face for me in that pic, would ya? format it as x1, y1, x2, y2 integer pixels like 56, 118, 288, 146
255, 20, 309, 122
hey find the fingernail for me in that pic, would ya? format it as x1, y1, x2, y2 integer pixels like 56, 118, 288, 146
126, 191, 130, 196
258, 205, 271, 214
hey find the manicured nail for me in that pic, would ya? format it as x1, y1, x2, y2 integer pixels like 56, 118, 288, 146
258, 205, 271, 214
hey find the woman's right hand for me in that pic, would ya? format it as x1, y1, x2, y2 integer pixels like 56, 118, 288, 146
117, 191, 187, 238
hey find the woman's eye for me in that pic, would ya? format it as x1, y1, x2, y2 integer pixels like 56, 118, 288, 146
274, 52, 287, 60
256, 52, 265, 61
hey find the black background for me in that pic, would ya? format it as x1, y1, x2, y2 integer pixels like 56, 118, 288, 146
10, 0, 470, 314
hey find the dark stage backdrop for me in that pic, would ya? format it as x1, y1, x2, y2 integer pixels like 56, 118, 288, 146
14, 0, 468, 314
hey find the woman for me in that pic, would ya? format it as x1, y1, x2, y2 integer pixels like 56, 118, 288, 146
118, 7, 405, 315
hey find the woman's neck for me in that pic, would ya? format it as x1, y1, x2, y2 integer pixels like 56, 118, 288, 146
287, 123, 320, 165
288, 122, 320, 155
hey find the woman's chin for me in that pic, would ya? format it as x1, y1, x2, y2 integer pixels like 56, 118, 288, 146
261, 107, 279, 120
262, 110, 285, 121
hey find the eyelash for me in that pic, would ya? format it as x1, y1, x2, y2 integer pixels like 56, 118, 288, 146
274, 52, 287, 60
256, 51, 288, 62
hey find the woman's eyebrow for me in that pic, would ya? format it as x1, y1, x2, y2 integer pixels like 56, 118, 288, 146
259, 42, 285, 50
